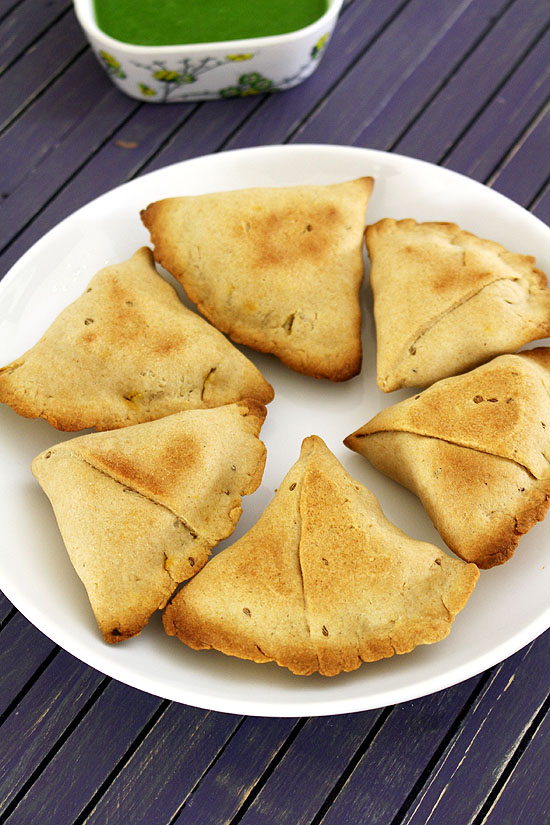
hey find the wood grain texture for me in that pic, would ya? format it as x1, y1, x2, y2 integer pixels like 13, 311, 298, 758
317, 677, 483, 825
401, 633, 550, 825
0, 0, 71, 72
444, 28, 550, 181
488, 106, 550, 204
231, 711, 386, 825
482, 702, 550, 825
350, 0, 511, 152
295, 0, 493, 146
0, 613, 56, 716
172, 717, 299, 825
0, 9, 86, 130
81, 706, 240, 825
0, 50, 133, 200
0, 592, 14, 624
0, 652, 105, 814
393, 0, 550, 162
2, 681, 162, 825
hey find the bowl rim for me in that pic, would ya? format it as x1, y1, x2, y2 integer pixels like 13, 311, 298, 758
73, 0, 344, 54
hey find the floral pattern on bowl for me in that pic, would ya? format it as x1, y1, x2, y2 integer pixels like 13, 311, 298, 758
74, 0, 343, 103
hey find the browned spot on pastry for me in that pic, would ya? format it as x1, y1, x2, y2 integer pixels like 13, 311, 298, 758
90, 431, 198, 496
152, 333, 186, 356
433, 265, 491, 293
408, 366, 522, 435
240, 205, 341, 270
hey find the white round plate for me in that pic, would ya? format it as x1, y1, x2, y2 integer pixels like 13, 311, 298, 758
0, 145, 548, 717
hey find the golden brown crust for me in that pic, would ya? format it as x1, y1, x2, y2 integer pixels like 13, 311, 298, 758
0, 248, 273, 431
353, 350, 550, 479
164, 436, 478, 675
344, 349, 550, 567
366, 218, 550, 392
346, 430, 550, 569
141, 178, 374, 381
32, 404, 267, 643
164, 439, 318, 675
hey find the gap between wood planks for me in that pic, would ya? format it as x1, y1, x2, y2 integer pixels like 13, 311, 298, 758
472, 691, 550, 825
382, 2, 549, 164
0, 674, 110, 824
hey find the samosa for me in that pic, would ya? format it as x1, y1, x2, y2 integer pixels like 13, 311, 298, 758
164, 436, 478, 676
0, 248, 273, 431
32, 401, 267, 642
345, 348, 550, 568
366, 219, 550, 392
141, 178, 374, 381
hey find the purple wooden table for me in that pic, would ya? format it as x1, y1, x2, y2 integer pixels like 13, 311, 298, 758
1, 1, 549, 822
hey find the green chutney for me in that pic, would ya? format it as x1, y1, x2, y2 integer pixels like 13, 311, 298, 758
93, 0, 329, 46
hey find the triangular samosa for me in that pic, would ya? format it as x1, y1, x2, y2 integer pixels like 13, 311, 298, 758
141, 178, 374, 381
366, 219, 550, 391
163, 436, 478, 676
32, 401, 267, 642
345, 348, 550, 568
0, 248, 273, 431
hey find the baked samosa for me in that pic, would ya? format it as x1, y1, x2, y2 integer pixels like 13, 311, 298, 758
366, 219, 550, 392
141, 177, 374, 381
0, 248, 273, 431
345, 348, 550, 568
163, 436, 478, 676
32, 401, 267, 642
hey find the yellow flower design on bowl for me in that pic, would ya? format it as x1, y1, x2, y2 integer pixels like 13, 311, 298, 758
226, 54, 254, 61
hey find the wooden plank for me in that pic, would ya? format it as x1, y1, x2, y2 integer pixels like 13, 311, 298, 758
141, 96, 266, 173
0, 0, 22, 21
3, 680, 163, 825
294, 0, 499, 146
351, 0, 526, 153
229, 710, 392, 825
393, 0, 550, 162
443, 28, 550, 181
80, 706, 240, 825
0, 49, 132, 200
0, 613, 56, 716
487, 106, 550, 206
0, 100, 192, 273
315, 677, 482, 825
482, 705, 550, 825
0, 651, 105, 813
0, 0, 71, 72
0, 591, 15, 624
0, 9, 87, 129
399, 633, 549, 825
170, 716, 298, 825
0, 54, 136, 251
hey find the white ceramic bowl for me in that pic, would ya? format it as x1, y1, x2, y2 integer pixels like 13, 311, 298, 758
73, 0, 344, 103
